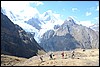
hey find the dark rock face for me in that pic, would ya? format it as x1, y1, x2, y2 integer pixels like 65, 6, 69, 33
1, 13, 45, 58
40, 18, 99, 52
41, 33, 80, 52
54, 25, 60, 29
41, 30, 55, 40
24, 18, 41, 30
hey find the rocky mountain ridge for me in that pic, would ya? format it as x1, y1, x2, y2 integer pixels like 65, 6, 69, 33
40, 17, 99, 52
1, 13, 46, 58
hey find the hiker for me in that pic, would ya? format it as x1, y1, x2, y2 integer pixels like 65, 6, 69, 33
65, 53, 67, 59
72, 51, 75, 59
61, 52, 64, 59
83, 49, 85, 52
40, 56, 44, 62
53, 54, 56, 60
49, 53, 53, 60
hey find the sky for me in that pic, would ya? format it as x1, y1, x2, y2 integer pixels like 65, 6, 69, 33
1, 1, 99, 27
34, 1, 99, 27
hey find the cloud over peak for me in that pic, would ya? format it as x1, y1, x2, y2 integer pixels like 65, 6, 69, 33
32, 1, 44, 6
72, 8, 78, 12
96, 6, 99, 11
86, 12, 91, 16
79, 21, 94, 27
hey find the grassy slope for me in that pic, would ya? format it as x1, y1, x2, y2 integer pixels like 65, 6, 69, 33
15, 49, 99, 66
1, 54, 27, 66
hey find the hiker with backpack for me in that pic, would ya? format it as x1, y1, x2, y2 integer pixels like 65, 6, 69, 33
61, 52, 64, 59
65, 53, 68, 59
49, 53, 53, 60
71, 51, 75, 59
40, 56, 44, 62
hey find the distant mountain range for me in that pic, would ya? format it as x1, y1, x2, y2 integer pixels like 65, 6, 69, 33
1, 7, 68, 43
40, 17, 99, 51
1, 7, 99, 52
1, 7, 99, 43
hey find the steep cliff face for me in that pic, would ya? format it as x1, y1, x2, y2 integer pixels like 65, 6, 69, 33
40, 17, 99, 52
1, 13, 45, 58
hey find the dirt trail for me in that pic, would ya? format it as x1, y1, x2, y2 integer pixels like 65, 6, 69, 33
15, 49, 99, 66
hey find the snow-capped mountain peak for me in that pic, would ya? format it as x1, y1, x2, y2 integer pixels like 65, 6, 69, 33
89, 23, 99, 32
41, 10, 59, 22
1, 5, 40, 22
44, 10, 52, 17
1, 6, 64, 43
67, 16, 74, 21
66, 16, 80, 24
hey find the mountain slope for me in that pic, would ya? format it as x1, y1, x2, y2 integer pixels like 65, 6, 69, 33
1, 7, 64, 43
89, 23, 99, 32
16, 49, 99, 66
40, 17, 99, 52
1, 13, 46, 58
1, 54, 27, 66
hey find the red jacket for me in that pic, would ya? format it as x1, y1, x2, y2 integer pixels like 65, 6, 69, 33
61, 52, 64, 56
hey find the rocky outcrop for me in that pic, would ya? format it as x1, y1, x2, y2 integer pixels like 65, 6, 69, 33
1, 13, 45, 58
24, 18, 41, 30
54, 25, 60, 29
40, 17, 99, 52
